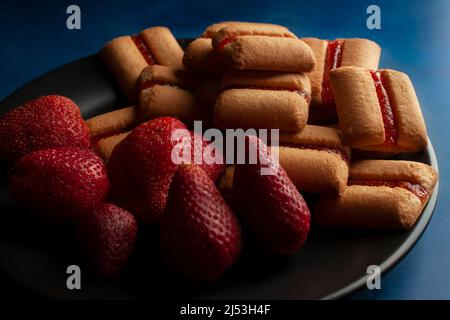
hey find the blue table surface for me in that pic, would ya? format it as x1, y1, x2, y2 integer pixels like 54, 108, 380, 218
0, 0, 449, 299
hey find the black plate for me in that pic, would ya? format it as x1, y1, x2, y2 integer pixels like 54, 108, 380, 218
0, 42, 440, 299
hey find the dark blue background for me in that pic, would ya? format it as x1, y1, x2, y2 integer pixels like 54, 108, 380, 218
0, 0, 449, 299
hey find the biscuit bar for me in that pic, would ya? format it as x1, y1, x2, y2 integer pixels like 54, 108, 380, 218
330, 66, 428, 152
212, 25, 315, 72
274, 125, 350, 194
138, 65, 206, 126
102, 27, 184, 102
202, 21, 290, 38
302, 38, 381, 124
314, 160, 438, 230
183, 38, 227, 75
213, 70, 311, 131
184, 22, 290, 74
86, 106, 139, 142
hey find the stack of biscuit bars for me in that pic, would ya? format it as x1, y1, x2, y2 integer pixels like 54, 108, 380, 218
88, 21, 438, 231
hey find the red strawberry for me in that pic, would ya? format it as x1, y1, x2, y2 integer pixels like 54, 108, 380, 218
77, 203, 137, 278
108, 117, 190, 224
9, 147, 109, 225
161, 164, 241, 283
108, 117, 224, 224
0, 95, 90, 164
190, 130, 224, 181
233, 135, 310, 254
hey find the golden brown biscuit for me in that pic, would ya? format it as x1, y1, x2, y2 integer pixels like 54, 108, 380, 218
302, 38, 381, 124
314, 160, 438, 230
274, 125, 350, 194
139, 27, 184, 68
183, 38, 228, 75
212, 24, 296, 41
101, 27, 183, 102
86, 106, 139, 140
212, 25, 315, 72
213, 70, 311, 131
102, 36, 148, 103
192, 22, 291, 75
139, 64, 200, 90
138, 65, 206, 126
202, 21, 290, 38
330, 66, 428, 152
94, 131, 130, 163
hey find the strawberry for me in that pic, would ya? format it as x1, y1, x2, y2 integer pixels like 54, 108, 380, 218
77, 203, 137, 278
233, 135, 311, 254
9, 147, 109, 225
108, 117, 190, 224
160, 164, 241, 283
108, 117, 224, 224
190, 130, 224, 181
0, 95, 90, 164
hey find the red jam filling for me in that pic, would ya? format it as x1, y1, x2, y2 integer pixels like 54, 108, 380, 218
280, 142, 349, 164
222, 85, 311, 103
370, 70, 398, 146
216, 36, 238, 50
348, 179, 428, 203
321, 40, 344, 105
131, 35, 157, 65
